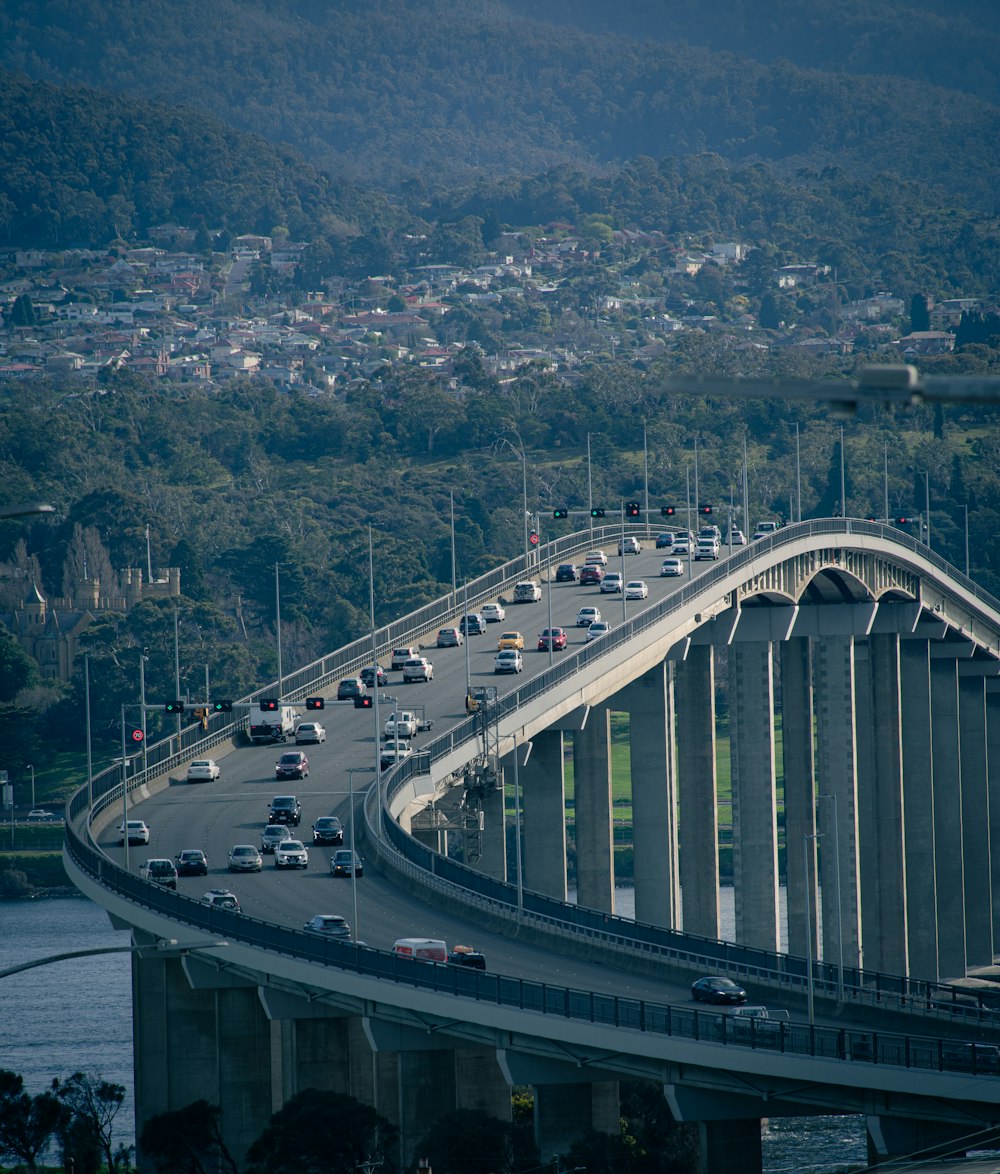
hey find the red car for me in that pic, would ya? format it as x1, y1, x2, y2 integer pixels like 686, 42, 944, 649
579, 565, 605, 585
538, 627, 568, 651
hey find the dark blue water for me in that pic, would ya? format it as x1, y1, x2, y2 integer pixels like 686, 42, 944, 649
2, 897, 867, 1170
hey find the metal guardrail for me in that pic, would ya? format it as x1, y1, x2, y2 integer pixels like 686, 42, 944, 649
62, 826, 1000, 1080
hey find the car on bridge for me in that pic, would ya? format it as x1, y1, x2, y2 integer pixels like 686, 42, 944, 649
391, 646, 419, 670
436, 627, 464, 647
660, 558, 685, 577
118, 819, 150, 846
600, 572, 624, 593
274, 839, 309, 869
459, 613, 487, 636
303, 913, 351, 938
312, 816, 344, 846
672, 537, 691, 555
261, 825, 293, 853
331, 849, 363, 877
537, 627, 567, 651
201, 888, 241, 912
227, 844, 263, 873
655, 532, 675, 549
730, 529, 747, 545
360, 663, 389, 688
481, 603, 505, 623
268, 794, 302, 825
618, 536, 641, 555
587, 620, 612, 640
447, 945, 486, 970
27, 809, 58, 822
275, 751, 309, 780
584, 550, 608, 566
336, 677, 367, 701
380, 743, 413, 771
625, 580, 648, 600
294, 722, 326, 744
175, 849, 209, 877
576, 606, 601, 627
494, 649, 523, 674
691, 975, 747, 1005
579, 565, 605, 586
555, 563, 579, 582
186, 758, 221, 783
402, 656, 434, 682
139, 858, 177, 889
497, 631, 524, 650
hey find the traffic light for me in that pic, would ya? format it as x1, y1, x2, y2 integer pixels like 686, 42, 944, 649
626, 501, 640, 518
528, 530, 539, 546
354, 696, 373, 709
895, 515, 914, 525
259, 698, 279, 711
164, 700, 184, 714
661, 505, 677, 517
590, 507, 605, 518
553, 508, 568, 520
212, 700, 233, 713
305, 697, 325, 710
193, 707, 209, 730
700, 504, 713, 515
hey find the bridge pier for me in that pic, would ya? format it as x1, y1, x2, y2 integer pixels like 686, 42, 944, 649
519, 728, 567, 900
573, 705, 615, 913
988, 679, 1000, 950
959, 668, 994, 967
931, 654, 968, 979
866, 1114, 985, 1165
534, 1082, 620, 1162
781, 637, 817, 958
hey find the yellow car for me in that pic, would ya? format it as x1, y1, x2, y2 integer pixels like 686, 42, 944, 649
497, 631, 524, 651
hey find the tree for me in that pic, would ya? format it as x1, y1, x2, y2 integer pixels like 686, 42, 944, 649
9, 293, 37, 327
0, 625, 38, 702
140, 1100, 238, 1174
52, 1071, 130, 1174
909, 293, 931, 333
412, 1108, 535, 1174
0, 1069, 68, 1172
245, 1089, 397, 1174
61, 523, 119, 600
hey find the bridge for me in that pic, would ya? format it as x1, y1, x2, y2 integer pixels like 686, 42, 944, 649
63, 519, 1000, 1173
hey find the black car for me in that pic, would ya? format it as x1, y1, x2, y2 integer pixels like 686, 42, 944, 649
447, 947, 486, 970
336, 678, 367, 701
330, 849, 363, 877
655, 532, 675, 549
555, 563, 579, 582
360, 664, 388, 688
268, 794, 302, 825
275, 751, 309, 780
174, 849, 209, 877
459, 613, 487, 636
312, 815, 345, 845
691, 976, 748, 1005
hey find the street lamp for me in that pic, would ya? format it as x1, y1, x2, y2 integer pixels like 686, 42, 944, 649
27, 764, 34, 811
139, 650, 149, 775
346, 767, 375, 942
274, 562, 284, 697
804, 832, 820, 1024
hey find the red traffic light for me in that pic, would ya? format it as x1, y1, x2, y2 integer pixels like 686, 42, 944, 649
626, 501, 640, 518
699, 504, 713, 515
305, 697, 325, 710
259, 698, 279, 711
661, 506, 676, 517
354, 696, 373, 709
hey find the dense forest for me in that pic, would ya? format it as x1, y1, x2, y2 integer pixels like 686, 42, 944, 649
1, 0, 998, 201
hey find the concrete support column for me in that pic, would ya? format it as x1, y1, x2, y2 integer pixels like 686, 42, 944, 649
857, 634, 907, 974
988, 682, 1000, 949
535, 1082, 620, 1162
867, 1116, 973, 1166
780, 638, 817, 958
959, 673, 993, 967
814, 636, 862, 971
398, 1051, 457, 1169
899, 639, 938, 980
455, 1048, 512, 1121
675, 644, 720, 937
729, 640, 779, 952
930, 656, 967, 979
620, 660, 679, 927
285, 1017, 353, 1097
520, 728, 567, 900
697, 1120, 762, 1174
132, 954, 275, 1173
573, 706, 615, 913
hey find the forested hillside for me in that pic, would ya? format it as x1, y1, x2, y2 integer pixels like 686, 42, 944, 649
2, 0, 998, 202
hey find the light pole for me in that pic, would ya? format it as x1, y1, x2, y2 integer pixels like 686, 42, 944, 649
274, 562, 284, 697
120, 704, 130, 870
883, 440, 890, 523
450, 490, 457, 613
965, 503, 970, 575
804, 832, 819, 1024
694, 435, 700, 518
819, 792, 844, 1002
139, 650, 148, 775
619, 501, 627, 624
369, 526, 382, 838
924, 469, 931, 548
795, 422, 802, 523
512, 732, 523, 919
85, 654, 93, 811
27, 764, 34, 811
839, 425, 846, 517
346, 767, 374, 942
173, 607, 181, 741
587, 432, 594, 543
642, 420, 650, 521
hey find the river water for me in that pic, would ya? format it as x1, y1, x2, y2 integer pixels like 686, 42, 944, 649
1, 896, 868, 1171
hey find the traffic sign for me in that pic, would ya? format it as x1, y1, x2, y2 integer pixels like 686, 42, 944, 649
131, 729, 144, 743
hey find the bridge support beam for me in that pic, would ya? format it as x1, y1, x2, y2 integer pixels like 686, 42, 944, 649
959, 669, 994, 967
900, 638, 939, 980
573, 706, 615, 913
814, 635, 862, 972
476, 780, 507, 881
988, 680, 1000, 950
781, 638, 817, 958
519, 729, 567, 900
930, 654, 968, 979
674, 644, 720, 937
534, 1082, 620, 1163
730, 640, 779, 952
619, 660, 679, 928
866, 1115, 980, 1165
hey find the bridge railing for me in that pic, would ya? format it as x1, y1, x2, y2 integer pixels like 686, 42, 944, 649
61, 824, 1000, 1079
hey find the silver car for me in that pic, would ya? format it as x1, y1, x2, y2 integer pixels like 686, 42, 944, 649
274, 839, 309, 869
228, 844, 263, 873
261, 825, 293, 853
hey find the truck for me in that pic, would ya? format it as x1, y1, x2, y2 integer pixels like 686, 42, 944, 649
249, 705, 298, 744
393, 937, 447, 962
384, 710, 418, 740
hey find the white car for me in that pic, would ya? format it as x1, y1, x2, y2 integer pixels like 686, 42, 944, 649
576, 606, 602, 627
730, 529, 747, 545
274, 839, 309, 869
118, 819, 150, 845
587, 620, 612, 640
618, 536, 641, 554
481, 603, 506, 623
672, 538, 691, 555
295, 722, 326, 744
186, 758, 220, 783
380, 743, 413, 771
660, 558, 685, 577
402, 656, 433, 682
625, 580, 648, 600
600, 572, 624, 593
494, 649, 523, 674
584, 550, 608, 566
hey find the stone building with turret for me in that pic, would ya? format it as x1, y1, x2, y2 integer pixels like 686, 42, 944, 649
1, 568, 181, 682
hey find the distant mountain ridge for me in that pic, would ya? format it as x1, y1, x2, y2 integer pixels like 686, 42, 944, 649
1, 0, 998, 205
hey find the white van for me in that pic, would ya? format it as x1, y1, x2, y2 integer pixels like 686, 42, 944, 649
393, 937, 447, 962
513, 581, 542, 603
